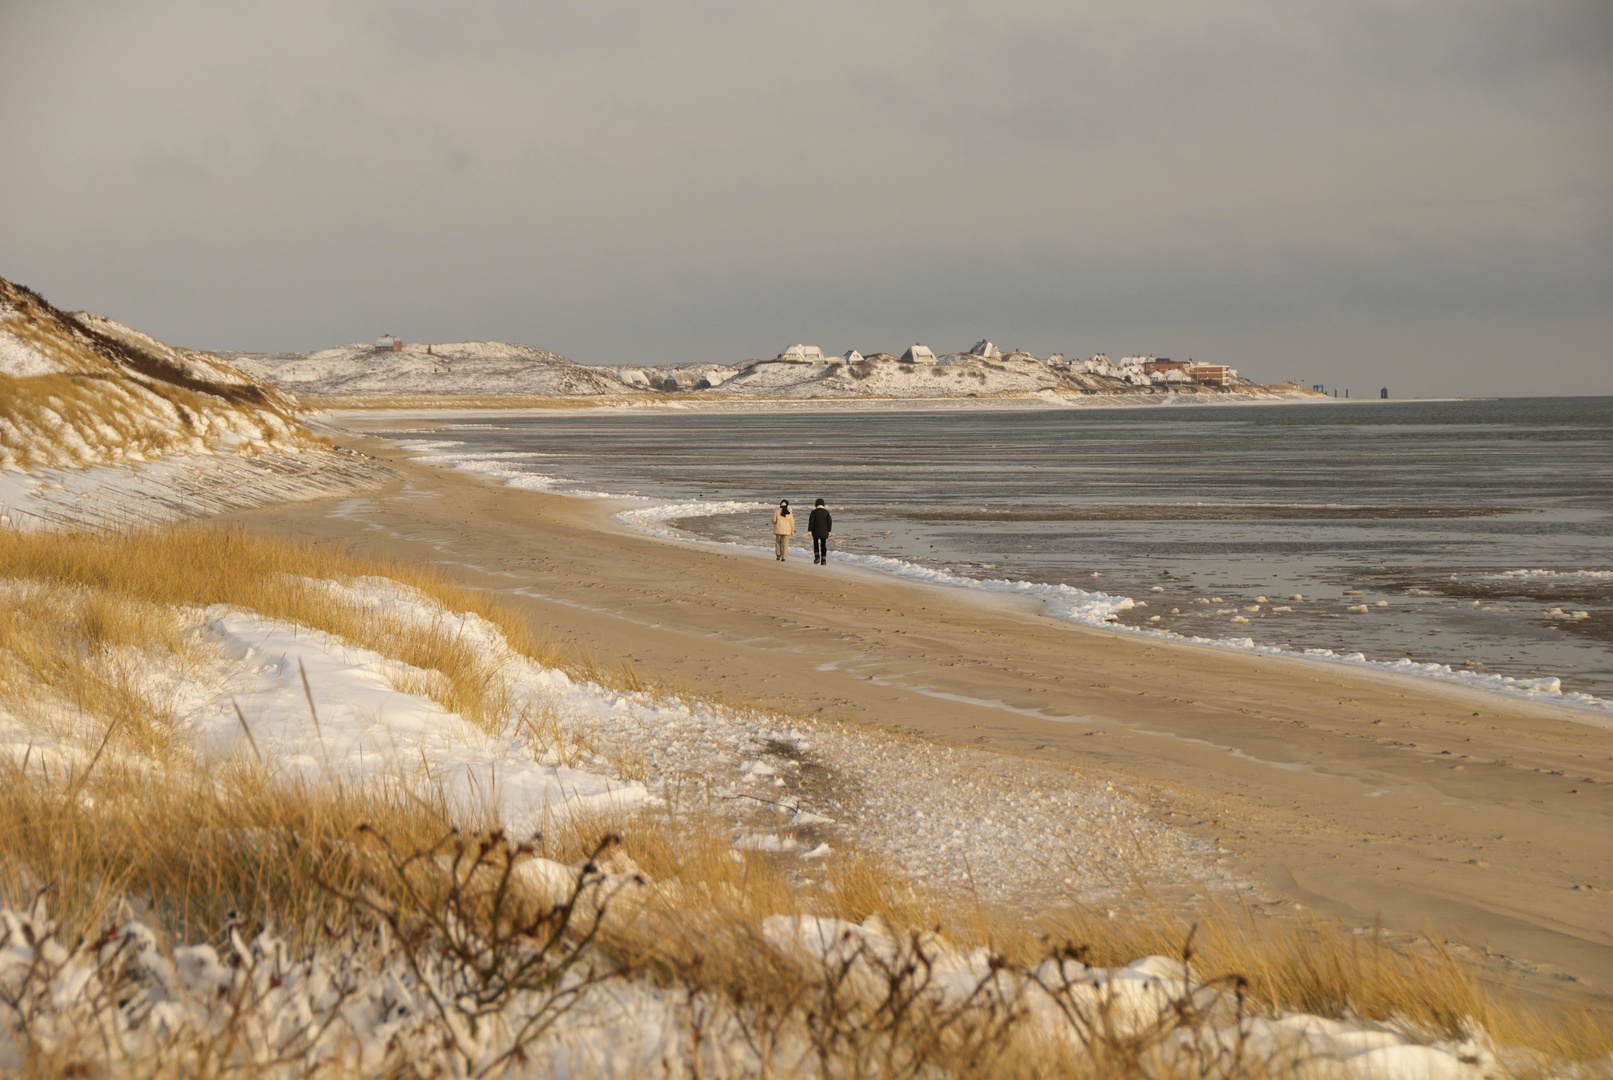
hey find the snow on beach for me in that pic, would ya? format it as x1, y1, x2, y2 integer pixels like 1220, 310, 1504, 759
0, 569, 1215, 906
196, 613, 646, 828
0, 578, 1506, 1079
0, 449, 391, 531
0, 281, 1581, 1074
229, 578, 1225, 908
0, 898, 1504, 1079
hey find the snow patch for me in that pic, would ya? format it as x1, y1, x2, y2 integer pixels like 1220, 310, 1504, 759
194, 609, 647, 828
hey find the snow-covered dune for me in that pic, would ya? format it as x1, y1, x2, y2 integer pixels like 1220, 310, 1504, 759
230, 339, 639, 397
232, 337, 1307, 403
711, 354, 1147, 398
702, 353, 1269, 399
0, 278, 304, 471
0, 277, 390, 528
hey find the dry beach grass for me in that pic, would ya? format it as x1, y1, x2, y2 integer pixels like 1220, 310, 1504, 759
0, 525, 1610, 1075
0, 525, 564, 736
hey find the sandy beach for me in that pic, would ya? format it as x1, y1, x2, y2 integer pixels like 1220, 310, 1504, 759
224, 424, 1613, 1006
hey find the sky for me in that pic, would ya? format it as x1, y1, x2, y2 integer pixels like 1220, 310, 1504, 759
2, 1, 1609, 397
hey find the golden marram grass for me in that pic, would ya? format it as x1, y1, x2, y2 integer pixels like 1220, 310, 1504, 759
0, 525, 1606, 1076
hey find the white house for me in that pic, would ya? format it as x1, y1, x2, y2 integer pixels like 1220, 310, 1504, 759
901, 343, 937, 363
968, 340, 1001, 359
776, 344, 825, 363
842, 350, 864, 363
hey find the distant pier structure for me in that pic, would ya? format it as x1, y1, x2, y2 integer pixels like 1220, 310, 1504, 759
1381, 387, 1389, 399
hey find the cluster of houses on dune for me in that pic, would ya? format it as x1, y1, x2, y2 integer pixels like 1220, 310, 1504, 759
351, 333, 1243, 394
767, 340, 1237, 387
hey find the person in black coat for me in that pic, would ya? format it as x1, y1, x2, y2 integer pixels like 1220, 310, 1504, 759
808, 498, 832, 564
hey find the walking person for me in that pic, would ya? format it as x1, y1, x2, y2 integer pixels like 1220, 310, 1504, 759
808, 498, 832, 564
771, 499, 795, 561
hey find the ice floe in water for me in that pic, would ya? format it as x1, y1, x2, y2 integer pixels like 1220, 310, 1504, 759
1487, 568, 1613, 580
395, 438, 615, 496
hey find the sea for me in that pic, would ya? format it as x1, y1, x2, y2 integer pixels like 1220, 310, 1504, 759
382, 396, 1613, 708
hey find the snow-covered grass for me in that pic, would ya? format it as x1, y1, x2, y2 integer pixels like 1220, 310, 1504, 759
0, 526, 1606, 1075
0, 370, 301, 472
0, 278, 307, 472
0, 525, 564, 733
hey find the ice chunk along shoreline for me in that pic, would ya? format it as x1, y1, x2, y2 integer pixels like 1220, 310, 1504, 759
607, 499, 1613, 721
386, 435, 1613, 719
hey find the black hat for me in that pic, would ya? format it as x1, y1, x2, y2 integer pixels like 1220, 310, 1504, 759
814, 498, 825, 506
779, 499, 788, 506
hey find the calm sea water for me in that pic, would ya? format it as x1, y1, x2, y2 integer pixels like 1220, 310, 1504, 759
384, 397, 1613, 699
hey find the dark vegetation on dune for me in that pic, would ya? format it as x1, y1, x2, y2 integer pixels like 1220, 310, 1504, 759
0, 277, 289, 417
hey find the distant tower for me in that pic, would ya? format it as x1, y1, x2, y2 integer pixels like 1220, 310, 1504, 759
1381, 387, 1388, 399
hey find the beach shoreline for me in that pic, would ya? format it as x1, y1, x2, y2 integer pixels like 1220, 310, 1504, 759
349, 403, 1613, 718
222, 421, 1613, 1007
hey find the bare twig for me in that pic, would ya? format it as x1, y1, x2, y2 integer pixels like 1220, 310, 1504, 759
231, 696, 261, 761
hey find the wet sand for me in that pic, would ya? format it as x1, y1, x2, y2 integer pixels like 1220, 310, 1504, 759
225, 429, 1613, 1005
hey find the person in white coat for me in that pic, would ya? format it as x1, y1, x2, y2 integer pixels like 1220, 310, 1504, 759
771, 499, 795, 561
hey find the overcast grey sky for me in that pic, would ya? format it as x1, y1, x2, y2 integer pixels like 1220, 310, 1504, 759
3, 1, 1609, 396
